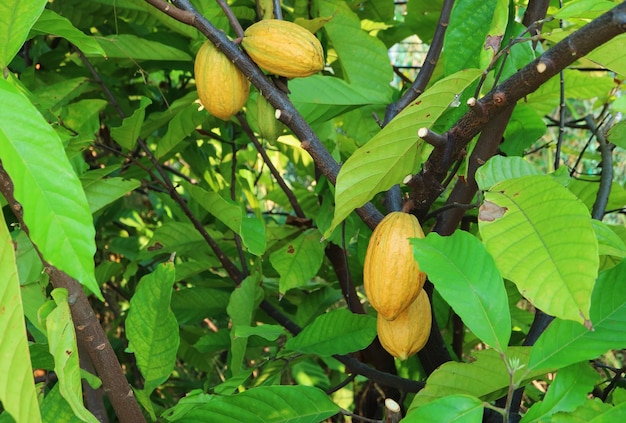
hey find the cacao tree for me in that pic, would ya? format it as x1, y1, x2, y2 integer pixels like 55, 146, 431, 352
1, 0, 626, 422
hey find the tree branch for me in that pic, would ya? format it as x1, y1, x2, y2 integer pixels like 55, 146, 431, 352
410, 2, 626, 217
588, 115, 614, 220
0, 163, 146, 423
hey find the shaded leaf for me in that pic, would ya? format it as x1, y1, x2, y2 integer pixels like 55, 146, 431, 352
412, 231, 511, 353
168, 385, 339, 423
270, 229, 325, 294
327, 69, 481, 236
404, 394, 483, 423
126, 261, 179, 394
31, 9, 105, 56
528, 258, 626, 371
0, 214, 41, 423
0, 78, 100, 299
80, 169, 140, 213
478, 174, 598, 324
92, 34, 192, 61
110, 96, 152, 150
285, 309, 376, 356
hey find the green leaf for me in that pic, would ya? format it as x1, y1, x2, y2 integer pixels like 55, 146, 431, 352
411, 231, 511, 353
554, 0, 616, 19
170, 385, 339, 423
234, 325, 286, 341
80, 169, 140, 213
110, 96, 152, 150
327, 69, 481, 236
317, 0, 393, 99
608, 120, 626, 150
290, 75, 389, 124
404, 395, 484, 423
567, 177, 626, 213
269, 229, 326, 294
0, 0, 47, 68
171, 287, 230, 325
528, 258, 626, 371
0, 78, 100, 300
478, 174, 598, 324
444, 0, 506, 75
0, 214, 41, 423
285, 309, 377, 356
46, 289, 99, 423
240, 216, 267, 256
155, 102, 207, 158
31, 9, 105, 56
409, 347, 544, 408
32, 77, 91, 113
226, 276, 264, 376
476, 156, 542, 191
549, 399, 612, 423
521, 362, 600, 423
39, 383, 83, 423
126, 261, 179, 394
92, 34, 192, 61
501, 104, 547, 156
592, 220, 626, 259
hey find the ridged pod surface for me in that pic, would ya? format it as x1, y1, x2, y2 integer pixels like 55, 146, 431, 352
194, 41, 250, 120
241, 20, 324, 78
377, 289, 432, 360
364, 212, 426, 320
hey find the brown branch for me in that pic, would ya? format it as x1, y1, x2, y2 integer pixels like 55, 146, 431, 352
236, 113, 306, 218
0, 163, 146, 423
410, 2, 626, 218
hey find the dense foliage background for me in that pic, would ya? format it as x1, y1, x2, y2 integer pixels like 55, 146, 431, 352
1, 0, 626, 422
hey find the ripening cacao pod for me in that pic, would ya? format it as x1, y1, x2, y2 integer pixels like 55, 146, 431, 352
364, 212, 426, 320
377, 289, 432, 360
194, 41, 250, 120
241, 20, 324, 78
257, 93, 283, 142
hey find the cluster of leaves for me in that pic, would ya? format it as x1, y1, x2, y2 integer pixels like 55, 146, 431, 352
1, 0, 626, 422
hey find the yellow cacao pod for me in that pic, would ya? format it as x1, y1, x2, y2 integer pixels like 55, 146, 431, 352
377, 289, 432, 360
194, 41, 250, 120
241, 20, 324, 78
364, 211, 426, 320
257, 93, 283, 142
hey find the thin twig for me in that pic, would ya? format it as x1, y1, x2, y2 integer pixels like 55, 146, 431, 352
587, 115, 614, 220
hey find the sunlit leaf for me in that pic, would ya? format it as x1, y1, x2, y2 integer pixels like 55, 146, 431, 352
404, 395, 483, 423
0, 78, 100, 299
0, 214, 42, 423
476, 156, 542, 191
478, 174, 598, 324
0, 0, 46, 68
327, 69, 481, 237
31, 9, 105, 56
412, 231, 511, 353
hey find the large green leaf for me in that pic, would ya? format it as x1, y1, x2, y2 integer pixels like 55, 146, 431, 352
411, 231, 511, 353
0, 0, 47, 68
478, 174, 598, 324
30, 9, 105, 56
550, 399, 626, 423
0, 78, 100, 300
171, 287, 230, 325
409, 347, 545, 408
444, 0, 507, 75
92, 34, 192, 61
403, 395, 483, 423
226, 276, 264, 376
0, 214, 41, 423
521, 362, 600, 423
80, 168, 140, 214
285, 309, 377, 356
167, 385, 339, 423
45, 289, 99, 423
126, 261, 179, 394
475, 156, 542, 191
317, 0, 393, 99
269, 229, 326, 294
528, 258, 626, 371
110, 96, 152, 150
155, 102, 207, 158
327, 69, 481, 236
39, 384, 83, 423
